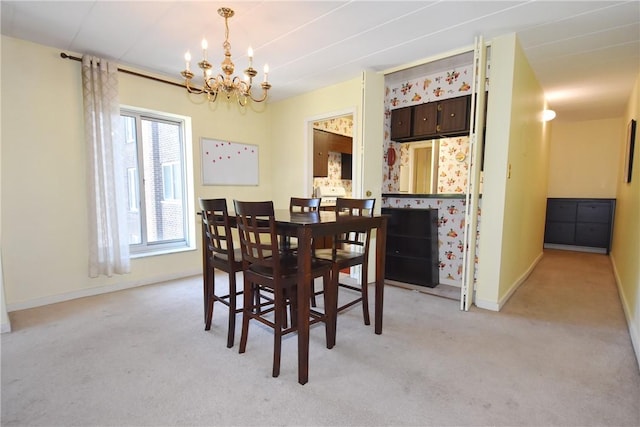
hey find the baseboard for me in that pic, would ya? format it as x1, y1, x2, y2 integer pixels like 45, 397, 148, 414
439, 277, 461, 287
543, 243, 606, 254
609, 253, 640, 371
6, 270, 201, 312
1, 321, 11, 333
474, 251, 545, 312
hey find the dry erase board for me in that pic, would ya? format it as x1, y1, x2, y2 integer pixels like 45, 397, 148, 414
201, 138, 259, 186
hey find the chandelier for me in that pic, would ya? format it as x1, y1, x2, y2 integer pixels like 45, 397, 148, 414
180, 7, 271, 106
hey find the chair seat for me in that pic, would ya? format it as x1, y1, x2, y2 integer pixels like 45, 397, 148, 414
212, 247, 244, 263
248, 257, 332, 279
314, 248, 365, 265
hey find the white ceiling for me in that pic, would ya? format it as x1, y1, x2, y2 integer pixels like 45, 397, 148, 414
2, 1, 639, 121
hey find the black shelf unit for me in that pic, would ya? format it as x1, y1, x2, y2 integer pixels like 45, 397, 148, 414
382, 207, 439, 287
543, 198, 615, 254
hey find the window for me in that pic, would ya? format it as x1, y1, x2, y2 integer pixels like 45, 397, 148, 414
127, 168, 139, 212
121, 108, 192, 255
162, 162, 181, 201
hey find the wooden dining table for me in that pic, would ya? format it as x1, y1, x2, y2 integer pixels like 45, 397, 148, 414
272, 209, 388, 385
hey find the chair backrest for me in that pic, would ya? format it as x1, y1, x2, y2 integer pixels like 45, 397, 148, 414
335, 197, 375, 218
199, 198, 235, 262
233, 200, 282, 272
334, 198, 376, 253
289, 197, 320, 213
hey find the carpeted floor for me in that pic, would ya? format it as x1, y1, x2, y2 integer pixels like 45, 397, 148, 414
2, 249, 639, 426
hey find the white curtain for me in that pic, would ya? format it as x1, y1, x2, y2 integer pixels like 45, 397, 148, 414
82, 56, 130, 277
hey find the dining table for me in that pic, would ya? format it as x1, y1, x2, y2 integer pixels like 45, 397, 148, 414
273, 209, 388, 385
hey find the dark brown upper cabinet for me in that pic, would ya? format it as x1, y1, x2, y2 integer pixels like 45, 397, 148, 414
313, 129, 353, 177
390, 107, 411, 141
438, 96, 470, 134
412, 102, 438, 138
390, 95, 471, 142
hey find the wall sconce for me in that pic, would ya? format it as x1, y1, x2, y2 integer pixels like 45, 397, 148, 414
542, 109, 556, 122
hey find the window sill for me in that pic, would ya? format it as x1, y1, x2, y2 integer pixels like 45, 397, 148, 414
130, 244, 196, 259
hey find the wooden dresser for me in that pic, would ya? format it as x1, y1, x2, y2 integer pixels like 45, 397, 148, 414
543, 198, 616, 254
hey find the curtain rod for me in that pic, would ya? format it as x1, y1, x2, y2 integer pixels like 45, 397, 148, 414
60, 52, 186, 89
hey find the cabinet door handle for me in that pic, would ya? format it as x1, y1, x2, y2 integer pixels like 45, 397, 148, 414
436, 124, 441, 132
450, 113, 455, 117
422, 117, 427, 121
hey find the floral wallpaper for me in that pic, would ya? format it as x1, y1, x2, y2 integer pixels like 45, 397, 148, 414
313, 116, 353, 195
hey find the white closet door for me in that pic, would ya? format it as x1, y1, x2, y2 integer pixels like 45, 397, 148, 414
460, 37, 488, 311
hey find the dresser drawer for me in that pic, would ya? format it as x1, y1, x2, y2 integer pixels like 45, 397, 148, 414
544, 222, 575, 245
577, 202, 611, 223
546, 201, 577, 222
575, 223, 610, 248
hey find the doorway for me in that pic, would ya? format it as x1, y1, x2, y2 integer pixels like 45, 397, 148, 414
306, 110, 358, 197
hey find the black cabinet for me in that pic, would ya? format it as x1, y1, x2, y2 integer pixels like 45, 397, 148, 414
382, 207, 439, 287
390, 95, 471, 142
544, 198, 615, 253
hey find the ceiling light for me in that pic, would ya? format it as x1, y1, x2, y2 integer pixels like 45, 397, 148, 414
542, 109, 556, 121
180, 7, 271, 106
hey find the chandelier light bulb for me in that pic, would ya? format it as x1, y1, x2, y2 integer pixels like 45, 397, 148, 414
201, 38, 208, 59
263, 64, 269, 82
184, 51, 191, 71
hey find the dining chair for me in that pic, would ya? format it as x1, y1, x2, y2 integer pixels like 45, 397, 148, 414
233, 200, 336, 377
289, 197, 321, 213
199, 198, 244, 348
314, 197, 375, 326
284, 197, 321, 255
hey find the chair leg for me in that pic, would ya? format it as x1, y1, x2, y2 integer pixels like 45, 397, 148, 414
310, 281, 317, 307
239, 279, 253, 354
272, 287, 284, 377
226, 271, 237, 348
361, 266, 370, 326
323, 270, 337, 349
205, 269, 214, 331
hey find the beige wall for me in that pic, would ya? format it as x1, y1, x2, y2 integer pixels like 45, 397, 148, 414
611, 71, 640, 367
269, 77, 362, 209
476, 33, 550, 309
0, 36, 381, 310
548, 118, 624, 198
0, 36, 273, 308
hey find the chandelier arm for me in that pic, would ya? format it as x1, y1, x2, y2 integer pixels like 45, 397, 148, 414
184, 80, 206, 95
249, 83, 272, 103
237, 95, 248, 107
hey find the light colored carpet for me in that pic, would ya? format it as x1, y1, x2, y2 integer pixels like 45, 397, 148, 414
2, 249, 639, 426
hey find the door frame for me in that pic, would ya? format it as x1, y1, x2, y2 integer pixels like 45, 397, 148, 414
304, 108, 359, 197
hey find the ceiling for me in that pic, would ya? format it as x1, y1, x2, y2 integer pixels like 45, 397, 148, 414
2, 1, 639, 121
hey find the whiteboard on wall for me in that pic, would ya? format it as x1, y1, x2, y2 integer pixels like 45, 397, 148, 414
201, 138, 259, 186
